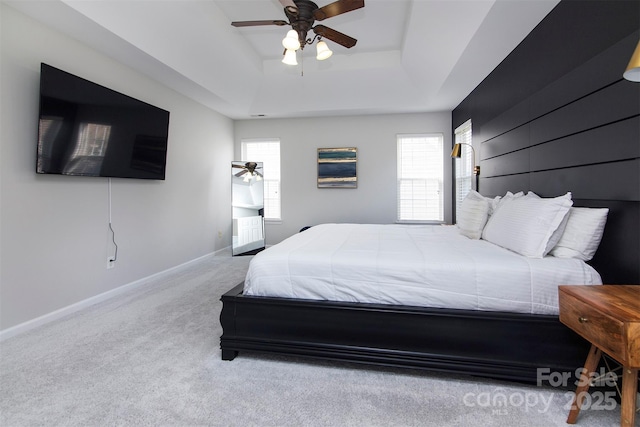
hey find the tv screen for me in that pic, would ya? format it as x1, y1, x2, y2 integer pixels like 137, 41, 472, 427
36, 63, 170, 180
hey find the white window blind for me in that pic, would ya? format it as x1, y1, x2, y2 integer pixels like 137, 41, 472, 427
454, 120, 473, 222
397, 134, 444, 222
241, 139, 281, 220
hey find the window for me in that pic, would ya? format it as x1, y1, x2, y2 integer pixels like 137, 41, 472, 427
64, 122, 112, 175
241, 139, 281, 220
454, 120, 473, 222
397, 134, 444, 222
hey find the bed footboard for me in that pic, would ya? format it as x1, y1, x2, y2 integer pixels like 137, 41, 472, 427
219, 283, 590, 384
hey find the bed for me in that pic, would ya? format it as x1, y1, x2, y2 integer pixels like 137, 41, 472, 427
243, 223, 601, 315
220, 191, 615, 384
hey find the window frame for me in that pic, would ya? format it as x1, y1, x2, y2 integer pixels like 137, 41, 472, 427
453, 120, 473, 223
396, 133, 445, 224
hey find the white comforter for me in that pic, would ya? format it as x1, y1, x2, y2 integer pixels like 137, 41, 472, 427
243, 223, 602, 315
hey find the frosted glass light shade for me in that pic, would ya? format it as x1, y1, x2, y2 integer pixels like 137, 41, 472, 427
282, 49, 298, 65
316, 41, 333, 60
282, 30, 300, 51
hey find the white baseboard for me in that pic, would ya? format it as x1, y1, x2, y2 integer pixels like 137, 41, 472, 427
0, 248, 229, 342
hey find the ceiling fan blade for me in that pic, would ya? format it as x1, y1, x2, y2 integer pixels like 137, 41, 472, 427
313, 25, 357, 48
231, 20, 288, 27
279, 0, 299, 15
313, 0, 364, 21
235, 170, 248, 177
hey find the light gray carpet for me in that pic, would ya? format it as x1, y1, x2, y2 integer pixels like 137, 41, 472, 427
0, 250, 623, 426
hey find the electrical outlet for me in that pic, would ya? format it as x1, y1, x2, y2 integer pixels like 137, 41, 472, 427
107, 258, 115, 269
218, 230, 223, 239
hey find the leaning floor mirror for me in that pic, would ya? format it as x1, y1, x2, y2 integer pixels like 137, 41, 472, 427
231, 161, 265, 256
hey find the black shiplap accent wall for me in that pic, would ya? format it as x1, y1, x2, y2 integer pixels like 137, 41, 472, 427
452, 0, 640, 284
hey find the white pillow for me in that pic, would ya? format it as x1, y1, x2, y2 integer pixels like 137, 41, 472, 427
484, 195, 502, 216
549, 207, 609, 261
457, 190, 490, 239
491, 191, 524, 215
481, 192, 573, 258
525, 191, 570, 253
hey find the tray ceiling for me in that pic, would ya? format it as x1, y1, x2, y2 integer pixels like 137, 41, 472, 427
5, 0, 560, 119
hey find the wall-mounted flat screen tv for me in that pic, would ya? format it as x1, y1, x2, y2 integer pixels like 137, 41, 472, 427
36, 63, 170, 180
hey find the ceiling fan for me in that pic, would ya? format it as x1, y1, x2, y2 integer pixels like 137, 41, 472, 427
233, 162, 263, 179
231, 0, 365, 51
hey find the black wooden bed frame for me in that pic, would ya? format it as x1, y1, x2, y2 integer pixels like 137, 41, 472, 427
218, 195, 635, 385
220, 282, 590, 384
219, 196, 635, 384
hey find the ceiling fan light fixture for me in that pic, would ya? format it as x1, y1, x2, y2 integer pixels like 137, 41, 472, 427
282, 29, 301, 51
282, 48, 298, 65
316, 40, 333, 60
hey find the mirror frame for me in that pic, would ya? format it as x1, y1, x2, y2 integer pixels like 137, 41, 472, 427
231, 161, 265, 256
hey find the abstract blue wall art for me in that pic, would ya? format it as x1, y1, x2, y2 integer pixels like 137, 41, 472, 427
317, 147, 357, 188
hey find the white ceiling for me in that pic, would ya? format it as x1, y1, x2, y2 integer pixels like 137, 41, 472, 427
6, 0, 560, 119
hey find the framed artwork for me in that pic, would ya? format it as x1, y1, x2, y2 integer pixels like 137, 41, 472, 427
317, 147, 357, 188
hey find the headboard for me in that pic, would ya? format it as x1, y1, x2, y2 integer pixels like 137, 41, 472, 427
452, 2, 640, 284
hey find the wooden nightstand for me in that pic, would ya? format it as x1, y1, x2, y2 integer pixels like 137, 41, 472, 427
559, 285, 640, 427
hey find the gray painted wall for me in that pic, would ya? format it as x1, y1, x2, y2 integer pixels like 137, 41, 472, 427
0, 5, 234, 331
234, 113, 453, 245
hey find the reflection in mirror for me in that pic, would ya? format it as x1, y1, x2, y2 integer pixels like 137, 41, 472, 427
232, 161, 265, 256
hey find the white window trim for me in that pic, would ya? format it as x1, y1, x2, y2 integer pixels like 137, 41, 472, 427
454, 120, 473, 223
396, 133, 445, 224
